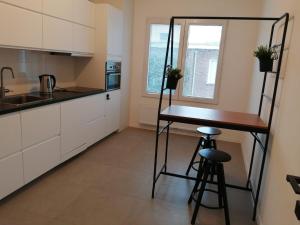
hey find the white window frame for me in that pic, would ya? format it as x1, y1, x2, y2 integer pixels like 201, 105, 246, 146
142, 18, 185, 99
143, 19, 227, 105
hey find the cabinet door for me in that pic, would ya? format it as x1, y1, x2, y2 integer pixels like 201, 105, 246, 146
0, 113, 21, 159
72, 24, 95, 54
1, 0, 42, 12
105, 90, 121, 136
43, 15, 73, 52
0, 2, 42, 49
61, 98, 86, 155
21, 104, 60, 149
72, 0, 95, 27
23, 136, 60, 184
43, 0, 73, 21
107, 6, 123, 57
0, 153, 23, 200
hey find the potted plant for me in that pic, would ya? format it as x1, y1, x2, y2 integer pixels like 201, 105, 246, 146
254, 45, 278, 72
166, 66, 183, 89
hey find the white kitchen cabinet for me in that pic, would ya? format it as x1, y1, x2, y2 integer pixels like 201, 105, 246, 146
72, 24, 95, 54
83, 93, 106, 146
72, 0, 95, 27
0, 2, 42, 49
43, 0, 73, 21
61, 98, 87, 156
0, 113, 21, 159
0, 153, 24, 199
1, 0, 42, 12
21, 104, 60, 149
23, 136, 60, 183
83, 93, 105, 123
106, 6, 123, 57
104, 90, 121, 136
43, 15, 73, 52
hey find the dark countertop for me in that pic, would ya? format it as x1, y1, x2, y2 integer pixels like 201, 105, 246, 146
0, 87, 106, 116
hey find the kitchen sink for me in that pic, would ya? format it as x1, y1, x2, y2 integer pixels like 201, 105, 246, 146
0, 95, 48, 106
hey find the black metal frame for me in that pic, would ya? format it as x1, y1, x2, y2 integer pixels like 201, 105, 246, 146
151, 13, 290, 221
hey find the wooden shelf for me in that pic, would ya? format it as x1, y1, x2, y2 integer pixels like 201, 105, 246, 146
159, 105, 269, 134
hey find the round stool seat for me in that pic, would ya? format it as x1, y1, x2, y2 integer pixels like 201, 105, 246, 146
199, 148, 231, 163
197, 127, 222, 136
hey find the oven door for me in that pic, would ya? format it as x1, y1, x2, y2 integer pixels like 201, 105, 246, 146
106, 73, 121, 91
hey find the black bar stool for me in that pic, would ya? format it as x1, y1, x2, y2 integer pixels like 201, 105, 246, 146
189, 148, 231, 225
186, 127, 222, 176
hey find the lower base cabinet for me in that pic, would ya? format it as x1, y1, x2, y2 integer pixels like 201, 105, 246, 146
0, 153, 23, 199
86, 116, 106, 146
23, 136, 60, 184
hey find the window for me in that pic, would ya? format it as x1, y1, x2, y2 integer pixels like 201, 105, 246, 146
146, 23, 181, 94
144, 20, 226, 103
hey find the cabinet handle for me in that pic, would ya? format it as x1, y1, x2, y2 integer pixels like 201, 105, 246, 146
106, 94, 110, 100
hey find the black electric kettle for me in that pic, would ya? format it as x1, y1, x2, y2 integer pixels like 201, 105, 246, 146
39, 74, 56, 93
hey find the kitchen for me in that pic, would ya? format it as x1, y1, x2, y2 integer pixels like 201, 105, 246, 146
0, 1, 299, 225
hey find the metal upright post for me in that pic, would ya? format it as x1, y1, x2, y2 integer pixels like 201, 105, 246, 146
152, 18, 174, 198
246, 23, 275, 188
252, 13, 289, 220
164, 20, 174, 173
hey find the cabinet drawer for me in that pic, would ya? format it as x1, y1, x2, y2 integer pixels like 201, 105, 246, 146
23, 136, 60, 184
61, 98, 86, 155
21, 104, 60, 148
0, 2, 42, 49
0, 113, 21, 159
84, 94, 105, 123
86, 117, 106, 146
43, 15, 73, 52
0, 153, 23, 200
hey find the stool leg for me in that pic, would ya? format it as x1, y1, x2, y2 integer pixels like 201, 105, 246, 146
219, 164, 231, 225
188, 158, 205, 204
186, 137, 203, 176
191, 163, 211, 225
212, 139, 217, 149
216, 164, 223, 208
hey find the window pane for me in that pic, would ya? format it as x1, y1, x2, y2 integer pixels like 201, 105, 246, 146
146, 24, 181, 94
183, 25, 222, 99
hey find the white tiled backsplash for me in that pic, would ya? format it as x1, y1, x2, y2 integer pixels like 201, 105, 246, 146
0, 48, 77, 95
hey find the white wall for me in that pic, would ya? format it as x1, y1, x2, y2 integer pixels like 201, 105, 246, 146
0, 48, 76, 94
242, 0, 300, 225
119, 0, 134, 130
129, 0, 263, 142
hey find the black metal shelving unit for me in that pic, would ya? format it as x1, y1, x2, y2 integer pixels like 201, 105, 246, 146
151, 13, 289, 221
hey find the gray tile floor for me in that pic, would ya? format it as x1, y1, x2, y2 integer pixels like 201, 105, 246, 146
0, 128, 257, 225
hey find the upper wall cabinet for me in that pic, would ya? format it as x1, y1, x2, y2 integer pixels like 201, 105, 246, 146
72, 0, 95, 27
1, 0, 42, 12
107, 6, 123, 57
43, 0, 73, 21
72, 24, 95, 54
43, 15, 73, 52
0, 3, 42, 49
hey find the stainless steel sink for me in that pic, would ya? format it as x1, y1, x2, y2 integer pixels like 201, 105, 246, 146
0, 95, 47, 106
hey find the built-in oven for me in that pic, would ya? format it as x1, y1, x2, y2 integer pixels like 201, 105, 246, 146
105, 61, 121, 91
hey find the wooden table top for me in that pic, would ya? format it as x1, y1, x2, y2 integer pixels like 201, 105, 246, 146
159, 105, 269, 133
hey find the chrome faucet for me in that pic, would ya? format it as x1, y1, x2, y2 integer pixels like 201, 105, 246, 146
0, 67, 15, 98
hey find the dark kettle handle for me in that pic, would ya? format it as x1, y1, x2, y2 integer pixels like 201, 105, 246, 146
50, 75, 56, 89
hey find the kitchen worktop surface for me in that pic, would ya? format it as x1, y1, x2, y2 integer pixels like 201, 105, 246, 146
0, 87, 106, 116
